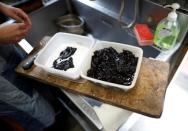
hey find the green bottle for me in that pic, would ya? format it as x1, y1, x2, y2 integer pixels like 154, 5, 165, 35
154, 3, 180, 51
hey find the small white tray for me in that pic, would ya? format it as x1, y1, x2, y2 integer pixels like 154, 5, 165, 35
34, 32, 95, 80
81, 41, 143, 91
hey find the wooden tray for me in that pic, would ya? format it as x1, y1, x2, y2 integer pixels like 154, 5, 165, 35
15, 37, 170, 118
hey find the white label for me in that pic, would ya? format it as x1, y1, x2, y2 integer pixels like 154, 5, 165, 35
18, 39, 33, 54
158, 28, 171, 38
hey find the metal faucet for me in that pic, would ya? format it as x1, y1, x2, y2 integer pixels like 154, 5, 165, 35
118, 0, 139, 28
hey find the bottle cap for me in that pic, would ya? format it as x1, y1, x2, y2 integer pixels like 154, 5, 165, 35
164, 3, 180, 21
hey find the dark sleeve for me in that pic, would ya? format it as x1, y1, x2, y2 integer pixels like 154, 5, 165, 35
0, 55, 6, 73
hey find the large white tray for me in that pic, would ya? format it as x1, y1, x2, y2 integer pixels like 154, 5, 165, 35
34, 32, 95, 80
81, 41, 143, 91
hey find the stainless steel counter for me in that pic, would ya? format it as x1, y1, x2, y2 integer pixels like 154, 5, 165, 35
21, 0, 188, 130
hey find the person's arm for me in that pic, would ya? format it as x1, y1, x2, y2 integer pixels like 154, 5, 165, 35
0, 2, 31, 44
0, 23, 29, 44
0, 2, 31, 28
0, 2, 4, 12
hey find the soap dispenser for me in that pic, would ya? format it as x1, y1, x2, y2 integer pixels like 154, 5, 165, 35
153, 3, 180, 51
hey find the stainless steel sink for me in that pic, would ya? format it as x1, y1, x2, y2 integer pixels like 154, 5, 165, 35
26, 0, 188, 61
25, 0, 188, 130
71, 0, 188, 61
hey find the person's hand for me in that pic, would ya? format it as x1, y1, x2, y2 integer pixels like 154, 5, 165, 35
0, 3, 31, 29
0, 23, 29, 44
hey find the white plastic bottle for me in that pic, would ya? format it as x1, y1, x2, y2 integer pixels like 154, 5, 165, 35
153, 3, 180, 51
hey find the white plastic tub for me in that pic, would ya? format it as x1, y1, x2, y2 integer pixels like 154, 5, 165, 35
81, 41, 143, 91
34, 32, 95, 80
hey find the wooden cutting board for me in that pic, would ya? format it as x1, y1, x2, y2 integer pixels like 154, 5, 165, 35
15, 37, 170, 118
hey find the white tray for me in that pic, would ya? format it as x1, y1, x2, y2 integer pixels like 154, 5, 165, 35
34, 32, 95, 80
81, 41, 143, 91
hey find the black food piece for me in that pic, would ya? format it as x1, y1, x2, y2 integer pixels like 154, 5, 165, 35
87, 47, 138, 86
59, 47, 77, 59
52, 47, 77, 71
53, 57, 74, 71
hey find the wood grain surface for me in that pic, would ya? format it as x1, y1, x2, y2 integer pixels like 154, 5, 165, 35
15, 37, 170, 118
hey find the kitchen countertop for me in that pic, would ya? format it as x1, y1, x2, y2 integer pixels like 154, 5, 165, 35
10, 0, 188, 128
